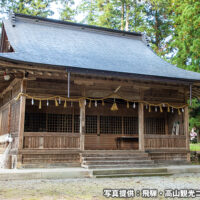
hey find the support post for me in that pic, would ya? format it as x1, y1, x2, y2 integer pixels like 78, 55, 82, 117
138, 102, 144, 151
17, 79, 26, 168
184, 106, 190, 162
80, 99, 85, 151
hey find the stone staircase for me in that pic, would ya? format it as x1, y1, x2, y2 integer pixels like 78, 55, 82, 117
91, 167, 173, 178
81, 150, 155, 169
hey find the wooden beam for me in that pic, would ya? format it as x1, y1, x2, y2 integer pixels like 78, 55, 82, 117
79, 99, 85, 151
73, 76, 187, 91
0, 78, 21, 98
184, 106, 190, 162
138, 102, 144, 151
17, 79, 27, 168
0, 60, 66, 72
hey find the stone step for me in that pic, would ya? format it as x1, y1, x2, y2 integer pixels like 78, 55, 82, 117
95, 172, 173, 178
82, 163, 156, 169
82, 156, 151, 161
82, 160, 154, 165
93, 167, 168, 175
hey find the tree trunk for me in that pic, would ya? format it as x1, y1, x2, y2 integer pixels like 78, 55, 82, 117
125, 2, 130, 31
121, 1, 125, 30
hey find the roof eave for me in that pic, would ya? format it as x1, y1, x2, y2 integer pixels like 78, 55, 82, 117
0, 55, 197, 85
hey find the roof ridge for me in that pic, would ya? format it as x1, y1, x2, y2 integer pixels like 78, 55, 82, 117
13, 13, 142, 37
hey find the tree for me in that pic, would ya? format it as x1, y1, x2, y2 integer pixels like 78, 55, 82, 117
77, 0, 145, 31
170, 0, 200, 72
0, 0, 56, 17
143, 0, 173, 56
189, 99, 200, 133
59, 0, 76, 21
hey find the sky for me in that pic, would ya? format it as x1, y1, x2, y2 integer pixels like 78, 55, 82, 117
0, 0, 83, 22
50, 0, 83, 21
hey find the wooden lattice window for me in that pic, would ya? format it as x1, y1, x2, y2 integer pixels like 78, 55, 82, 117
74, 115, 80, 133
86, 115, 97, 134
100, 116, 122, 134
25, 112, 80, 133
124, 117, 138, 134
24, 113, 47, 132
47, 114, 72, 132
144, 118, 165, 134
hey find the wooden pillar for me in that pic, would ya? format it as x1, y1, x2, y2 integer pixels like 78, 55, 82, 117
184, 106, 190, 161
80, 99, 85, 151
17, 80, 26, 168
138, 102, 144, 151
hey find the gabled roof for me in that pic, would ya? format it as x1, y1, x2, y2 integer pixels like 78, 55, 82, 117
1, 13, 200, 82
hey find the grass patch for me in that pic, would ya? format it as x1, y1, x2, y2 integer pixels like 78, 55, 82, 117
190, 143, 200, 151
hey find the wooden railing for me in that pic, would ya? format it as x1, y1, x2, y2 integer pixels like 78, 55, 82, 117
144, 134, 186, 149
23, 132, 80, 149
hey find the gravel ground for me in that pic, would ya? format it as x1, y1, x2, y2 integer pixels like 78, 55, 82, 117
0, 173, 200, 200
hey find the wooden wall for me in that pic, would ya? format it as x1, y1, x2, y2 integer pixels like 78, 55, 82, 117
85, 134, 138, 150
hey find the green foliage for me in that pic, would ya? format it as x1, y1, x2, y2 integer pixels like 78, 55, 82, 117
170, 0, 200, 72
143, 0, 173, 56
77, 0, 145, 31
189, 98, 200, 131
0, 0, 55, 17
59, 0, 76, 21
190, 143, 200, 151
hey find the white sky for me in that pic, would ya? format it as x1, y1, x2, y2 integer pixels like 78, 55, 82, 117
0, 0, 83, 21
50, 0, 83, 21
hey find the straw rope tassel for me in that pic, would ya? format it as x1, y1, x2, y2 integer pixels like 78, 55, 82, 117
159, 105, 163, 112
55, 98, 58, 107
111, 102, 118, 111
88, 100, 91, 108
148, 105, 151, 112
39, 100, 42, 109
102, 100, 105, 106
167, 106, 170, 112
64, 100, 67, 108
79, 100, 81, 108
178, 108, 181, 115
127, 101, 129, 109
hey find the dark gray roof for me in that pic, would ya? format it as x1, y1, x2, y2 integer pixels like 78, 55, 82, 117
1, 13, 200, 81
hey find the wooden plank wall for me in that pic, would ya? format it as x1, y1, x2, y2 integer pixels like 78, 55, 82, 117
144, 135, 186, 149
85, 134, 138, 150
23, 132, 80, 149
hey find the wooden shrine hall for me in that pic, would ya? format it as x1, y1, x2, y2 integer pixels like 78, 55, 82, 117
0, 13, 200, 168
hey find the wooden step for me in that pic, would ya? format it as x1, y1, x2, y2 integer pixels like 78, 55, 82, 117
19, 149, 81, 154
81, 153, 149, 157
83, 150, 145, 153
82, 156, 150, 161
21, 163, 81, 168
82, 160, 154, 165
23, 159, 78, 164
95, 172, 173, 178
0, 149, 5, 154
